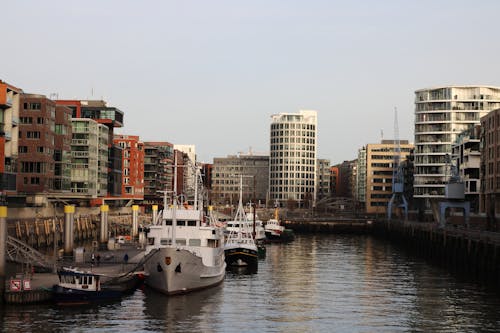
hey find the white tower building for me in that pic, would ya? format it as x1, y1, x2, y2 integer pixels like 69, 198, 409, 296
269, 110, 317, 208
414, 86, 500, 200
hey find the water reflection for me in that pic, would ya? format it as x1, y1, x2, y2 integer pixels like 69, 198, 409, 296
143, 285, 223, 333
1, 234, 500, 332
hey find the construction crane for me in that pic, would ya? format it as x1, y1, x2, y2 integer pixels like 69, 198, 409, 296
387, 108, 408, 221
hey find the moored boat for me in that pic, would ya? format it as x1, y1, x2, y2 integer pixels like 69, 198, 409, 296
264, 208, 295, 243
224, 177, 259, 269
143, 164, 226, 295
52, 267, 143, 305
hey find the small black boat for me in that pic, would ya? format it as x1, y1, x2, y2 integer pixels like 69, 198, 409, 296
52, 268, 143, 305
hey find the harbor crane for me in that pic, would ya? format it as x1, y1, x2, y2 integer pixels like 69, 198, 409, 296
387, 108, 408, 221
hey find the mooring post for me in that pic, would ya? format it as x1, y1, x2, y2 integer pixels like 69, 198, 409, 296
132, 205, 139, 238
64, 205, 75, 256
152, 205, 158, 224
0, 206, 7, 301
100, 204, 109, 247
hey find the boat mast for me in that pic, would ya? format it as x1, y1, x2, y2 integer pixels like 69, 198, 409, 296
172, 154, 178, 246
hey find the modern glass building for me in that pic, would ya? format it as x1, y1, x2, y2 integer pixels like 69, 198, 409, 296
269, 110, 317, 208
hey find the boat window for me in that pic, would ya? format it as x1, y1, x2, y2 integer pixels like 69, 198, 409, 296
187, 220, 197, 227
88, 276, 93, 285
148, 237, 155, 245
160, 238, 172, 245
189, 239, 201, 246
176, 238, 186, 245
177, 220, 186, 226
207, 239, 217, 248
165, 220, 172, 225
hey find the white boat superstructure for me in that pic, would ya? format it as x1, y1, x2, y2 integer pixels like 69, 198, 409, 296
143, 163, 226, 295
244, 212, 266, 242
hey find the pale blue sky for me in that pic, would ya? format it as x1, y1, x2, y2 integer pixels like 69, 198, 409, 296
2, 1, 500, 163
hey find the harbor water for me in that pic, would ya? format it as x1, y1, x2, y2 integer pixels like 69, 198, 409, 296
1, 234, 499, 332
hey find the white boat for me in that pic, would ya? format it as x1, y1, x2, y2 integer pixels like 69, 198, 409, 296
224, 177, 259, 268
244, 212, 266, 242
143, 164, 226, 295
264, 208, 295, 243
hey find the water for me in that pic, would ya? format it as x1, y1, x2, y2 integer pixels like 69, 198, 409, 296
1, 234, 500, 332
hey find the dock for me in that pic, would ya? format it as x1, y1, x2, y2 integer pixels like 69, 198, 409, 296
3, 246, 146, 304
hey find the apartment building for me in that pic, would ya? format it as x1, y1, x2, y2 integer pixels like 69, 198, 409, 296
71, 118, 108, 197
143, 142, 174, 205
114, 135, 144, 201
316, 159, 331, 201
480, 109, 500, 216
56, 99, 124, 197
0, 80, 21, 196
414, 86, 500, 201
451, 126, 480, 212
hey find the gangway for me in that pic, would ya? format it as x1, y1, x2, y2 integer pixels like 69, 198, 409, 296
6, 235, 53, 270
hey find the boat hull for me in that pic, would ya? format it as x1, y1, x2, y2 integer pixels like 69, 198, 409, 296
224, 247, 259, 268
265, 229, 295, 243
52, 285, 122, 305
144, 247, 226, 295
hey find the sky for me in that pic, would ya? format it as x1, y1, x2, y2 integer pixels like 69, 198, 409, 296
2, 0, 500, 163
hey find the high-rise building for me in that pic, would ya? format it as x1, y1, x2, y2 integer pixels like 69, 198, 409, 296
270, 110, 317, 208
414, 86, 500, 200
211, 153, 269, 206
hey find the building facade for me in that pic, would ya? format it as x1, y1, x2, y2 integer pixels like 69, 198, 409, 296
54, 104, 73, 192
414, 86, 500, 200
364, 140, 413, 214
480, 109, 500, 218
56, 99, 124, 198
71, 118, 109, 197
330, 166, 339, 197
17, 94, 57, 195
0, 80, 21, 196
143, 142, 174, 206
316, 159, 331, 201
356, 147, 367, 205
269, 110, 317, 208
114, 135, 144, 201
174, 145, 196, 199
452, 126, 480, 212
211, 153, 269, 206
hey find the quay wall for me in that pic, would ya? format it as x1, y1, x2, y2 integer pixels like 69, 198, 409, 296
283, 218, 373, 234
372, 220, 500, 290
5, 208, 151, 250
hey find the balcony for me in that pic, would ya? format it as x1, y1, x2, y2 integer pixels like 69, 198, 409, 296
72, 139, 90, 146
